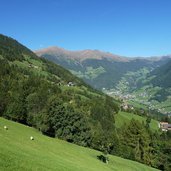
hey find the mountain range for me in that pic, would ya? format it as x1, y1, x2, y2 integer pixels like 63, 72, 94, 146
36, 46, 171, 114
35, 46, 171, 89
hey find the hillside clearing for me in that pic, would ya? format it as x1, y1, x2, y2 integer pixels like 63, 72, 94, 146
115, 111, 159, 131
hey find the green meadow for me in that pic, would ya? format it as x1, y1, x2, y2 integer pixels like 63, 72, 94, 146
115, 111, 159, 131
0, 117, 159, 171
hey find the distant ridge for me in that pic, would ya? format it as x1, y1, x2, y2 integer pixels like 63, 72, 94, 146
35, 46, 171, 62
35, 46, 129, 62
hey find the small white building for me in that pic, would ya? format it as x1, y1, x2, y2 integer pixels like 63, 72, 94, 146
121, 103, 129, 110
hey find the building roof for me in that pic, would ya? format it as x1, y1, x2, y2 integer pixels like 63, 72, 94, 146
160, 122, 168, 124
168, 124, 171, 128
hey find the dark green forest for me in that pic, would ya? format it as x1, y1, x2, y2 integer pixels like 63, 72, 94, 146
0, 34, 171, 170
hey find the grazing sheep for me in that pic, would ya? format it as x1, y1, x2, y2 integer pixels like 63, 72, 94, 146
4, 126, 8, 130
30, 136, 34, 140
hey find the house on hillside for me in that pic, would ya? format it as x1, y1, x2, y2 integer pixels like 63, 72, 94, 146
120, 103, 134, 111
67, 81, 74, 87
121, 103, 129, 110
120, 103, 129, 110
159, 122, 171, 131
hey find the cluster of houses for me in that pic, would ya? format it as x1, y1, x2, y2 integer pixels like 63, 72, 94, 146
159, 122, 171, 132
120, 103, 134, 111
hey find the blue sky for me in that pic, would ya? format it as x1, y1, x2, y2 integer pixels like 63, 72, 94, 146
1, 0, 171, 57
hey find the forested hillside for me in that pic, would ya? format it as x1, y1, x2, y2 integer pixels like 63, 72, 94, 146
0, 34, 119, 151
146, 59, 171, 112
150, 59, 171, 88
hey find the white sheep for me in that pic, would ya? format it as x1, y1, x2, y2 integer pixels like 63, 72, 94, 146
30, 136, 34, 140
4, 126, 8, 130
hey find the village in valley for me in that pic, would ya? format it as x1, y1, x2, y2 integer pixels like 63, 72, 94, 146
104, 87, 171, 114
102, 88, 171, 132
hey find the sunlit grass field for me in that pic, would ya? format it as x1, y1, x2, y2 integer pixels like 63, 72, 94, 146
115, 111, 159, 131
0, 117, 159, 171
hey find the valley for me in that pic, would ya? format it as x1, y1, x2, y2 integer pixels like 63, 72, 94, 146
36, 48, 171, 116
104, 66, 171, 116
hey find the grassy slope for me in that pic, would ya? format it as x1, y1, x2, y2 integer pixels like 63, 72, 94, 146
0, 117, 158, 171
115, 111, 159, 131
